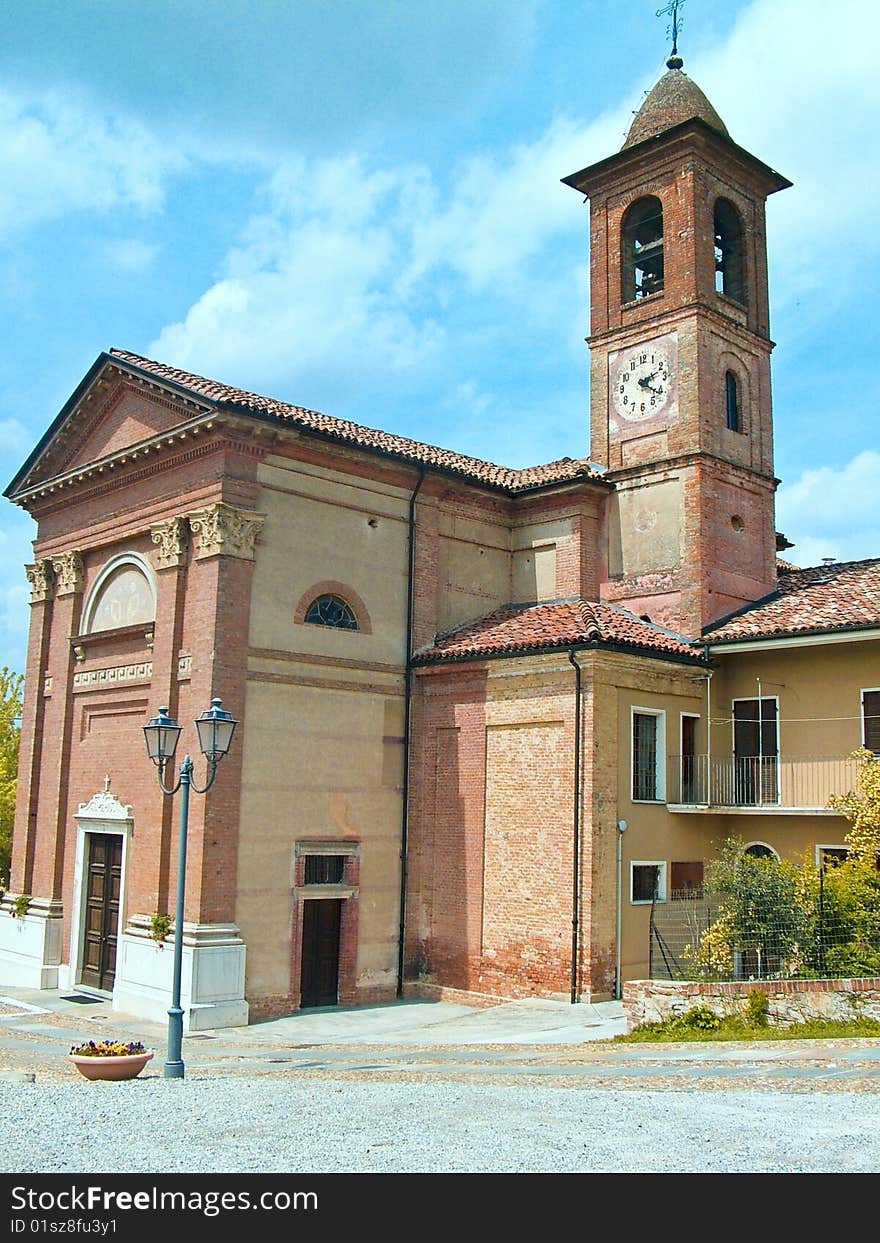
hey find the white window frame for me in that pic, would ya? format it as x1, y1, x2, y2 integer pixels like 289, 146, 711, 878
631, 860, 667, 905
631, 706, 666, 802
860, 687, 880, 754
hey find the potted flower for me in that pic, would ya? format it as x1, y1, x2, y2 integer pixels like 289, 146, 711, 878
68, 1039, 154, 1081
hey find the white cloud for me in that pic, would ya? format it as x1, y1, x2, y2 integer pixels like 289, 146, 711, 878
145, 99, 633, 405
776, 451, 880, 565
690, 0, 879, 330
98, 239, 161, 273
402, 114, 617, 290
149, 155, 447, 400
0, 86, 187, 236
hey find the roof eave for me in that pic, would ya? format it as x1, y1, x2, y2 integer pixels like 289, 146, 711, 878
562, 117, 792, 198
412, 637, 709, 668
706, 624, 880, 653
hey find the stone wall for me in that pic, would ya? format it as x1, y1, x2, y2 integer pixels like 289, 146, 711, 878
623, 977, 880, 1028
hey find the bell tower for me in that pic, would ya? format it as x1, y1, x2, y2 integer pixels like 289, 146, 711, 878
562, 53, 791, 639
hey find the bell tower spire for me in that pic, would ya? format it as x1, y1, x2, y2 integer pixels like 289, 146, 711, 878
562, 51, 791, 640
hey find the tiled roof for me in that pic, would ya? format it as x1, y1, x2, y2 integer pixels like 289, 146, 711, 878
704, 557, 880, 643
108, 349, 602, 494
415, 598, 704, 664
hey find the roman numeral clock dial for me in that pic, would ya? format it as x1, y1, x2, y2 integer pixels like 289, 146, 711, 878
609, 333, 678, 437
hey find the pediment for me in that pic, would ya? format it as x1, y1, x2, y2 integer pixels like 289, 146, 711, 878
8, 355, 211, 496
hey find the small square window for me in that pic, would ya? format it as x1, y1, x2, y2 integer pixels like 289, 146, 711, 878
631, 862, 666, 904
304, 855, 345, 885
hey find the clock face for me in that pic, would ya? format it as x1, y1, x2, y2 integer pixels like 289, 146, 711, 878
612, 343, 673, 422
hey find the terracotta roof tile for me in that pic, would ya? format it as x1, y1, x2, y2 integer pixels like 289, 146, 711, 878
108, 349, 602, 494
415, 598, 703, 664
704, 557, 880, 643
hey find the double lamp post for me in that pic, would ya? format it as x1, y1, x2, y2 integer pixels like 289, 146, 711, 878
143, 697, 237, 1080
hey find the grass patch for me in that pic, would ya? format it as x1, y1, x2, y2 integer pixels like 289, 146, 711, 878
615, 1006, 880, 1043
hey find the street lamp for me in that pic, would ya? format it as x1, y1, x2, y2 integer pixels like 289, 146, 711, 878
143, 697, 237, 1079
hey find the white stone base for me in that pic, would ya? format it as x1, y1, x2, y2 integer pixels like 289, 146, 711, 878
111, 918, 249, 1032
0, 897, 63, 988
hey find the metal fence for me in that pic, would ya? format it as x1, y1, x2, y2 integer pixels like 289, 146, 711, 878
649, 885, 880, 982
667, 753, 860, 809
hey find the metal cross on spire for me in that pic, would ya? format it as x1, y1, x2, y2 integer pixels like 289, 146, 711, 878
656, 0, 686, 61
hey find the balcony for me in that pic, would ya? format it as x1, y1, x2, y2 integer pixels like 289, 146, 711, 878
667, 754, 860, 814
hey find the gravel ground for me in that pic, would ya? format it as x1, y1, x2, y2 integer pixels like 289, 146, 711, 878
1, 1074, 879, 1173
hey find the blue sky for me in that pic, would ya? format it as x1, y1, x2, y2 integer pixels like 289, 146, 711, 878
0, 0, 877, 675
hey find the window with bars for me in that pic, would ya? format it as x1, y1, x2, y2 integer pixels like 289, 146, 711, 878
632, 709, 664, 801
631, 862, 666, 904
304, 855, 346, 885
862, 689, 880, 754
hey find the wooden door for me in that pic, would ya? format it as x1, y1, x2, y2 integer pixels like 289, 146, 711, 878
300, 899, 341, 1008
80, 833, 122, 991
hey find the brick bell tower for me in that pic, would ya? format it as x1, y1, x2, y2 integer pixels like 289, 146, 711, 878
563, 52, 791, 639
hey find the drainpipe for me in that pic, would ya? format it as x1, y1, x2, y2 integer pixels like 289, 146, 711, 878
567, 649, 582, 1004
615, 819, 627, 999
706, 667, 713, 805
396, 468, 426, 998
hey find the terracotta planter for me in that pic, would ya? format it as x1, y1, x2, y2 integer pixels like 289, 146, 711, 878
68, 1050, 154, 1081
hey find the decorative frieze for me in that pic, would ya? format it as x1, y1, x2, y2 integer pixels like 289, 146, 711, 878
25, 561, 54, 604
177, 653, 192, 678
188, 503, 265, 561
73, 661, 152, 689
50, 551, 84, 596
149, 515, 189, 570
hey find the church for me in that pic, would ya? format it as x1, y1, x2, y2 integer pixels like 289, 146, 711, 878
1, 50, 877, 1030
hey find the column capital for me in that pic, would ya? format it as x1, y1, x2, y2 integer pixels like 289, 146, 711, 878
188, 503, 265, 561
25, 560, 55, 604
49, 551, 84, 596
149, 515, 190, 570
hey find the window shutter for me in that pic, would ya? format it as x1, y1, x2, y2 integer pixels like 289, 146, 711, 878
863, 690, 880, 754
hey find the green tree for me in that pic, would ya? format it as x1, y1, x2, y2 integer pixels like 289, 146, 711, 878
0, 667, 24, 886
701, 837, 813, 977
827, 747, 880, 862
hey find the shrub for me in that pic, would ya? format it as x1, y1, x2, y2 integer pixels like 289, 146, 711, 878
745, 989, 769, 1027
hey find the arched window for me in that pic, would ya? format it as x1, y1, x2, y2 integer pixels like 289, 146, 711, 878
743, 842, 778, 861
725, 370, 740, 432
83, 555, 156, 633
304, 594, 359, 630
621, 195, 664, 302
714, 198, 745, 303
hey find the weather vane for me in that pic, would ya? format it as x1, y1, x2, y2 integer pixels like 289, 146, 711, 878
656, 0, 686, 60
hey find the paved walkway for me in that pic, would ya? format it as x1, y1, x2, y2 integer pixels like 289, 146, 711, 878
1, 986, 879, 1090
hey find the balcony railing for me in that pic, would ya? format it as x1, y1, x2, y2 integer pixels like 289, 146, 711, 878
668, 754, 860, 810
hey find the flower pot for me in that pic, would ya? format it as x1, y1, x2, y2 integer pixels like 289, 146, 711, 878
68, 1050, 154, 1081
